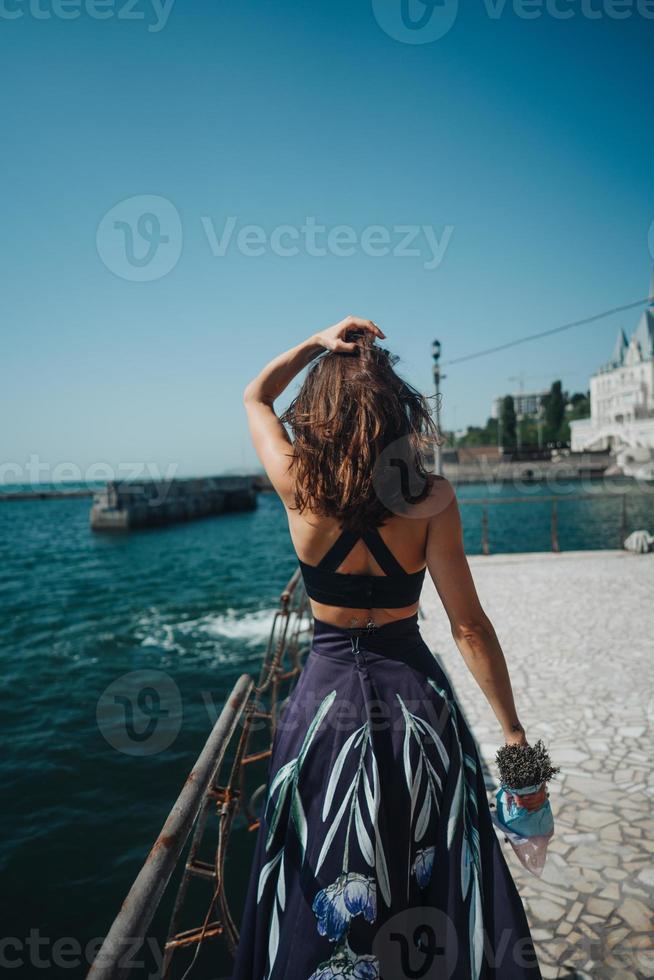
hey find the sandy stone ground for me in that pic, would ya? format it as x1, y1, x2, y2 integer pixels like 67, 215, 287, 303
419, 549, 654, 980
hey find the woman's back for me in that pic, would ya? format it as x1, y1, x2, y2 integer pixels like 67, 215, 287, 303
285, 474, 453, 628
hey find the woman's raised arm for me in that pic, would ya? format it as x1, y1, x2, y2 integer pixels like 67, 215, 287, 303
242, 316, 383, 500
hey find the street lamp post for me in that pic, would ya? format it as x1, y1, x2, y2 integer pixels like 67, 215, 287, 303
432, 340, 443, 475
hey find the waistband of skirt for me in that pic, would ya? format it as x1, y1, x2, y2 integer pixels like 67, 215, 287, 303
311, 612, 420, 641
310, 612, 427, 665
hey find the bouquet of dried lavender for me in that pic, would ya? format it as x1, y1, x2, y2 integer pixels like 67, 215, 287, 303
495, 739, 560, 791
490, 739, 560, 877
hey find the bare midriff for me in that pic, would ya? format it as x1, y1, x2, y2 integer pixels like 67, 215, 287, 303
308, 598, 421, 629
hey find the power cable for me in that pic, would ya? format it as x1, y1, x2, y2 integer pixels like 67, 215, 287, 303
443, 295, 654, 367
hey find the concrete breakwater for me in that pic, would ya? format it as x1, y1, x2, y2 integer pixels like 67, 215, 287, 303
0, 488, 94, 501
90, 476, 257, 531
441, 450, 613, 485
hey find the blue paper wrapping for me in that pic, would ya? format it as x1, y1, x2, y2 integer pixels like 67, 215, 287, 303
494, 781, 554, 839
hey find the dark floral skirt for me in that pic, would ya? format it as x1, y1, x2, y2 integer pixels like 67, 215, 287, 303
231, 614, 542, 979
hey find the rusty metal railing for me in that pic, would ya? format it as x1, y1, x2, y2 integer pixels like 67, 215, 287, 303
460, 490, 643, 555
87, 569, 312, 980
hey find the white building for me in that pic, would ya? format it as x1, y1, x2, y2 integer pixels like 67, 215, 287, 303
570, 280, 654, 473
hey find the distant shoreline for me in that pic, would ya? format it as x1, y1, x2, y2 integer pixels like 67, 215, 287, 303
1, 472, 651, 502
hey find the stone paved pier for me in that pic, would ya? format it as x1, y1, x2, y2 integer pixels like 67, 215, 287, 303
419, 549, 653, 980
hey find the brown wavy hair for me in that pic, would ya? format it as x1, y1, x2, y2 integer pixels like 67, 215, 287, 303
279, 331, 441, 531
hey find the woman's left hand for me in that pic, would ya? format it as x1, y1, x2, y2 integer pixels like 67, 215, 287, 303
313, 316, 385, 353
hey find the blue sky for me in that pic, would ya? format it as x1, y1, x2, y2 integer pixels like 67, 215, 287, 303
1, 0, 653, 482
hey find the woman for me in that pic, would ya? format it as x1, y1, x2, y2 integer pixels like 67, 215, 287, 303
232, 317, 546, 980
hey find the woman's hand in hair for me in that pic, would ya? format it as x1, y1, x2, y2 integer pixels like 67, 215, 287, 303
314, 316, 385, 353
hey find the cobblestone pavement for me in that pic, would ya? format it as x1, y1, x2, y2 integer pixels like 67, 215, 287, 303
419, 549, 653, 980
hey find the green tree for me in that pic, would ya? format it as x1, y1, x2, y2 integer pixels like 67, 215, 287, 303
501, 395, 517, 449
455, 417, 499, 448
543, 380, 566, 442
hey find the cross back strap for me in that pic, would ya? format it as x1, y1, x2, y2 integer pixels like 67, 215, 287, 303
316, 526, 406, 576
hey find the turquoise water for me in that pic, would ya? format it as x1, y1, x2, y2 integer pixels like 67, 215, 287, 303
0, 492, 296, 977
1, 484, 653, 976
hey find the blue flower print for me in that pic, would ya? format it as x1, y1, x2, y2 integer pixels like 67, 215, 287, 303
312, 873, 376, 942
411, 846, 435, 889
308, 941, 379, 979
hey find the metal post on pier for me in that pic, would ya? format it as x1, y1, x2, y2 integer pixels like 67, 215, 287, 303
432, 340, 444, 475
620, 494, 628, 548
481, 507, 490, 555
551, 499, 560, 553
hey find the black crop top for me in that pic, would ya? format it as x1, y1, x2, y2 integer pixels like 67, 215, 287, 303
297, 526, 426, 609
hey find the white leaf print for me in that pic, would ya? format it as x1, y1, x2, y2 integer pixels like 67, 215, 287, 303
375, 832, 392, 907
355, 796, 375, 867
265, 775, 293, 852
402, 712, 413, 791
424, 756, 443, 794
276, 851, 286, 912
291, 787, 308, 860
470, 869, 484, 979
371, 745, 380, 801
267, 759, 295, 802
363, 758, 375, 821
413, 714, 450, 771
298, 690, 337, 767
415, 785, 432, 843
257, 849, 283, 903
315, 780, 356, 875
410, 753, 424, 823
447, 759, 464, 850
461, 835, 472, 900
267, 895, 280, 979
370, 750, 392, 907
322, 724, 366, 821
470, 824, 481, 869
